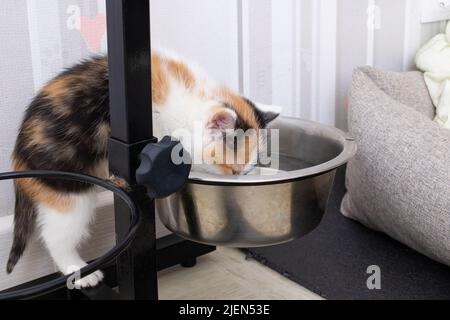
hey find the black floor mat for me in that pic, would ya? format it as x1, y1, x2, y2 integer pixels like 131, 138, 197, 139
246, 167, 450, 300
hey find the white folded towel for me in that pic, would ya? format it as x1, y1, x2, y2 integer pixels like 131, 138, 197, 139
415, 22, 450, 129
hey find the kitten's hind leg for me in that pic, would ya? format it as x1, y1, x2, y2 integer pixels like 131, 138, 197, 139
38, 192, 104, 288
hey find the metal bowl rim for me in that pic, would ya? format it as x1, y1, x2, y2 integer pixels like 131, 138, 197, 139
187, 116, 357, 186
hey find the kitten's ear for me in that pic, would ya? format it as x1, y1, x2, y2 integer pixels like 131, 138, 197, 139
206, 108, 237, 132
261, 111, 280, 125
255, 102, 281, 126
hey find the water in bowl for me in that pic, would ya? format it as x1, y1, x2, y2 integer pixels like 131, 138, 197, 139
248, 154, 315, 176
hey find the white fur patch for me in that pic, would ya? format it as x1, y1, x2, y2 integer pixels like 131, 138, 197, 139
37, 191, 103, 288
152, 48, 269, 176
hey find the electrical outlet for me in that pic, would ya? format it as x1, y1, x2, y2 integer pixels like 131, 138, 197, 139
422, 0, 450, 23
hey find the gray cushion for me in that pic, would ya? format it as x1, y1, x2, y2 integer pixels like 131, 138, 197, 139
341, 66, 450, 266
355, 67, 436, 119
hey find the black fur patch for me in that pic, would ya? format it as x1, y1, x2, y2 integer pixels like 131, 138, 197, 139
14, 56, 110, 193
222, 102, 251, 132
242, 98, 279, 129
7, 183, 37, 274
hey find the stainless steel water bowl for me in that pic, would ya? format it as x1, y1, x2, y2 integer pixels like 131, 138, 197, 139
156, 117, 357, 248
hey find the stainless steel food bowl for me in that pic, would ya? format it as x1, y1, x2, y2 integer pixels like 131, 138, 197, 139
156, 117, 357, 248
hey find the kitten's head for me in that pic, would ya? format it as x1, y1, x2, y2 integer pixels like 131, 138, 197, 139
198, 90, 280, 176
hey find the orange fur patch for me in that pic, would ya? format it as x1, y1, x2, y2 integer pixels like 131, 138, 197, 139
89, 158, 109, 180
94, 122, 111, 154
202, 89, 262, 174
109, 175, 128, 189
151, 54, 169, 105
224, 133, 254, 174
213, 87, 260, 131
43, 78, 68, 98
95, 57, 108, 69
213, 88, 261, 173
218, 164, 234, 175
41, 78, 73, 117
166, 58, 195, 90
202, 132, 255, 175
22, 118, 49, 150
13, 159, 74, 212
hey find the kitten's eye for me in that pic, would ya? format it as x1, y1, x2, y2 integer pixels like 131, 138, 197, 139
225, 133, 238, 149
225, 131, 246, 149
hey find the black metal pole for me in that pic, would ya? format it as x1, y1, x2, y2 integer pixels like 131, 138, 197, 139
1, 0, 215, 302
106, 0, 158, 300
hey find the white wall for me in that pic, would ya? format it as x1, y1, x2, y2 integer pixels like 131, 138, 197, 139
155, 0, 446, 128
153, 0, 446, 128
150, 0, 240, 91
238, 0, 446, 128
335, 0, 446, 129
0, 0, 447, 217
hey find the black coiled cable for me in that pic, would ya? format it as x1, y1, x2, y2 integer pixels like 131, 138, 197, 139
0, 171, 140, 300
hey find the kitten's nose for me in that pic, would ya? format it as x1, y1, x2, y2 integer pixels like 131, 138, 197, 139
231, 165, 247, 175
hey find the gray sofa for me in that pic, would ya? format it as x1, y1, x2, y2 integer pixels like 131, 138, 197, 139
341, 66, 450, 267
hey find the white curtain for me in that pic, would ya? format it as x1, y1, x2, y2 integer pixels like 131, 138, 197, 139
0, 0, 445, 216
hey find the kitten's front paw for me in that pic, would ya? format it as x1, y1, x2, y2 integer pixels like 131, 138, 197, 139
109, 175, 129, 190
74, 270, 104, 288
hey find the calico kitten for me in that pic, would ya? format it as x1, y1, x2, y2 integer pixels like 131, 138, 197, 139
7, 50, 279, 288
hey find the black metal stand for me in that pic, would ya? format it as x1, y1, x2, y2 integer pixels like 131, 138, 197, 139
106, 0, 157, 300
105, 0, 215, 300
1, 0, 214, 300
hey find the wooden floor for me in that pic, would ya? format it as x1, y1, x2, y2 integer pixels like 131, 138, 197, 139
158, 247, 322, 300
